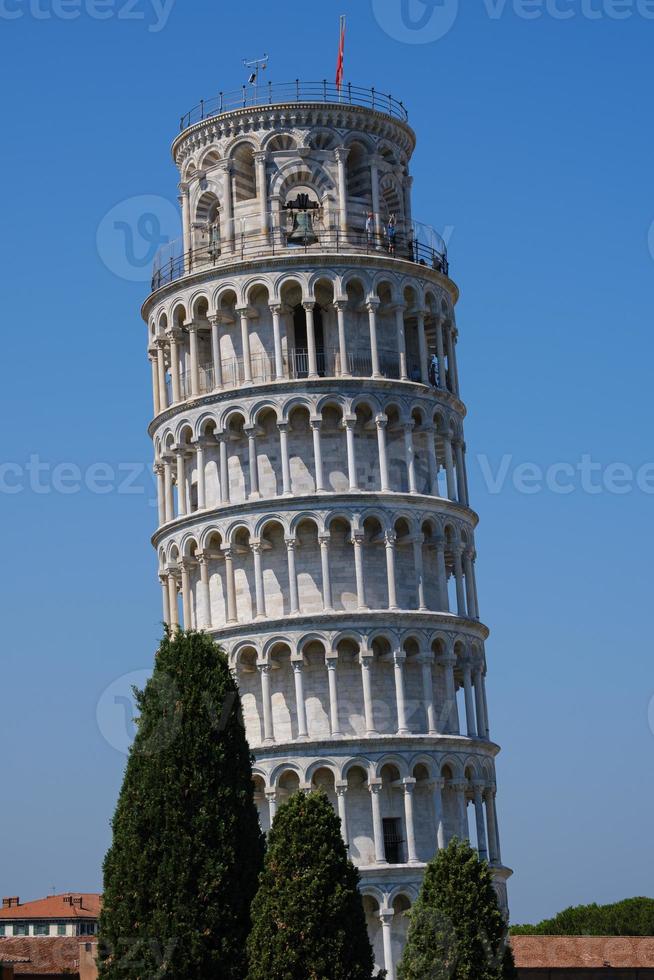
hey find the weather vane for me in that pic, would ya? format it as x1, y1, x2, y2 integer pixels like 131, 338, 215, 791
242, 54, 269, 98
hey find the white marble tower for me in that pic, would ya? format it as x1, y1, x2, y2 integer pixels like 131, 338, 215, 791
142, 82, 510, 978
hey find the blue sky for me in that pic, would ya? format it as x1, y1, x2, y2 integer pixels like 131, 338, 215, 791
1, 0, 652, 925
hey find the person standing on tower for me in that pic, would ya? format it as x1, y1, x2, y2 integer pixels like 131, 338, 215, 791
387, 213, 397, 255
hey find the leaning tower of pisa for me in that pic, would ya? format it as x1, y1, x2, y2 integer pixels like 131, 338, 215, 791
143, 81, 510, 978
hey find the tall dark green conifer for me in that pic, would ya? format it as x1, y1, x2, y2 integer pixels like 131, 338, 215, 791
98, 629, 264, 980
246, 790, 376, 980
398, 838, 516, 980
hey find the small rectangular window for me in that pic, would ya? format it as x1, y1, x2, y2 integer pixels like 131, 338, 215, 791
34, 923, 49, 936
14, 924, 28, 936
57, 923, 67, 936
0, 924, 5, 937
383, 817, 404, 864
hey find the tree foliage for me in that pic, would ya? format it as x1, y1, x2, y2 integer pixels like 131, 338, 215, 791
246, 790, 376, 980
98, 628, 265, 979
511, 896, 654, 936
398, 838, 515, 980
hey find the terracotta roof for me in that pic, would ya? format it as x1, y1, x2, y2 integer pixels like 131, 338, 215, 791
0, 937, 82, 974
0, 895, 101, 921
511, 935, 654, 969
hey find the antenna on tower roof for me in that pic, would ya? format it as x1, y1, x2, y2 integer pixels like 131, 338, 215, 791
243, 54, 268, 100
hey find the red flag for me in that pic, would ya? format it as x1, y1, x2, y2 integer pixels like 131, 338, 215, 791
336, 15, 346, 91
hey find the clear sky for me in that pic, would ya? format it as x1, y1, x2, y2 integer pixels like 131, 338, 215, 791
1, 0, 652, 926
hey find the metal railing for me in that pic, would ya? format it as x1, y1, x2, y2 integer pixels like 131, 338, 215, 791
180, 81, 409, 131
151, 219, 448, 292
164, 347, 438, 404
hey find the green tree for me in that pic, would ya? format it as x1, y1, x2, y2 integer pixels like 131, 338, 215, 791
511, 896, 654, 936
398, 838, 515, 980
98, 628, 264, 980
246, 790, 376, 980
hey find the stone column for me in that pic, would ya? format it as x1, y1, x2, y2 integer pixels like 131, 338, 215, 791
418, 651, 437, 734
149, 352, 160, 415
311, 418, 325, 492
344, 417, 358, 490
168, 330, 182, 403
167, 569, 179, 627
160, 573, 170, 625
416, 309, 429, 384
403, 422, 417, 493
163, 457, 174, 523
277, 421, 292, 495
319, 533, 333, 611
413, 533, 427, 611
360, 652, 377, 736
303, 302, 319, 378
453, 546, 467, 616
385, 532, 398, 610
463, 550, 477, 619
251, 541, 266, 619
455, 440, 469, 506
484, 787, 500, 863
254, 150, 268, 237
335, 146, 349, 234
181, 560, 194, 628
473, 666, 486, 738
431, 778, 446, 849
426, 426, 439, 495
236, 307, 252, 382
462, 664, 477, 737
376, 414, 390, 491
292, 658, 309, 741
175, 450, 187, 517
245, 426, 260, 500
392, 649, 409, 734
193, 441, 206, 511
335, 781, 348, 844
488, 787, 502, 863
266, 790, 277, 825
394, 304, 408, 380
223, 548, 237, 623
481, 672, 491, 739
403, 778, 419, 863
368, 780, 386, 863
156, 340, 167, 410
326, 654, 341, 737
443, 433, 456, 500
352, 532, 367, 609
221, 161, 234, 251
196, 553, 211, 629
446, 325, 460, 395
269, 303, 284, 379
334, 299, 350, 376
208, 315, 223, 389
435, 536, 449, 611
453, 781, 469, 841
435, 317, 447, 389
155, 464, 165, 527
366, 299, 381, 378
370, 155, 382, 238
473, 783, 489, 861
186, 323, 200, 398
380, 911, 395, 980
179, 182, 191, 262
218, 434, 230, 504
258, 663, 274, 745
438, 652, 458, 734
285, 537, 299, 614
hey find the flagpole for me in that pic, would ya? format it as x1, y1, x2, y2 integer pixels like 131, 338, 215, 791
336, 14, 346, 102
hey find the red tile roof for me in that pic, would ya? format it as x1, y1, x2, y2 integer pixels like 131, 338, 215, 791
0, 937, 82, 974
511, 935, 654, 969
0, 895, 100, 922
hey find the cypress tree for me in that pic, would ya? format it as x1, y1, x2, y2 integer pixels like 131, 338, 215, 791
98, 628, 264, 980
246, 790, 376, 980
398, 838, 515, 980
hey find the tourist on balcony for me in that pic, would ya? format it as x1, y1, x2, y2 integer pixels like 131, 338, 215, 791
366, 211, 374, 247
387, 213, 397, 255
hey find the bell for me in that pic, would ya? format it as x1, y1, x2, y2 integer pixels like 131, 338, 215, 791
288, 208, 317, 245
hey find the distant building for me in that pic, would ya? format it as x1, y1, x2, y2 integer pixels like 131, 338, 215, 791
512, 935, 654, 977
0, 937, 97, 979
0, 895, 100, 939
